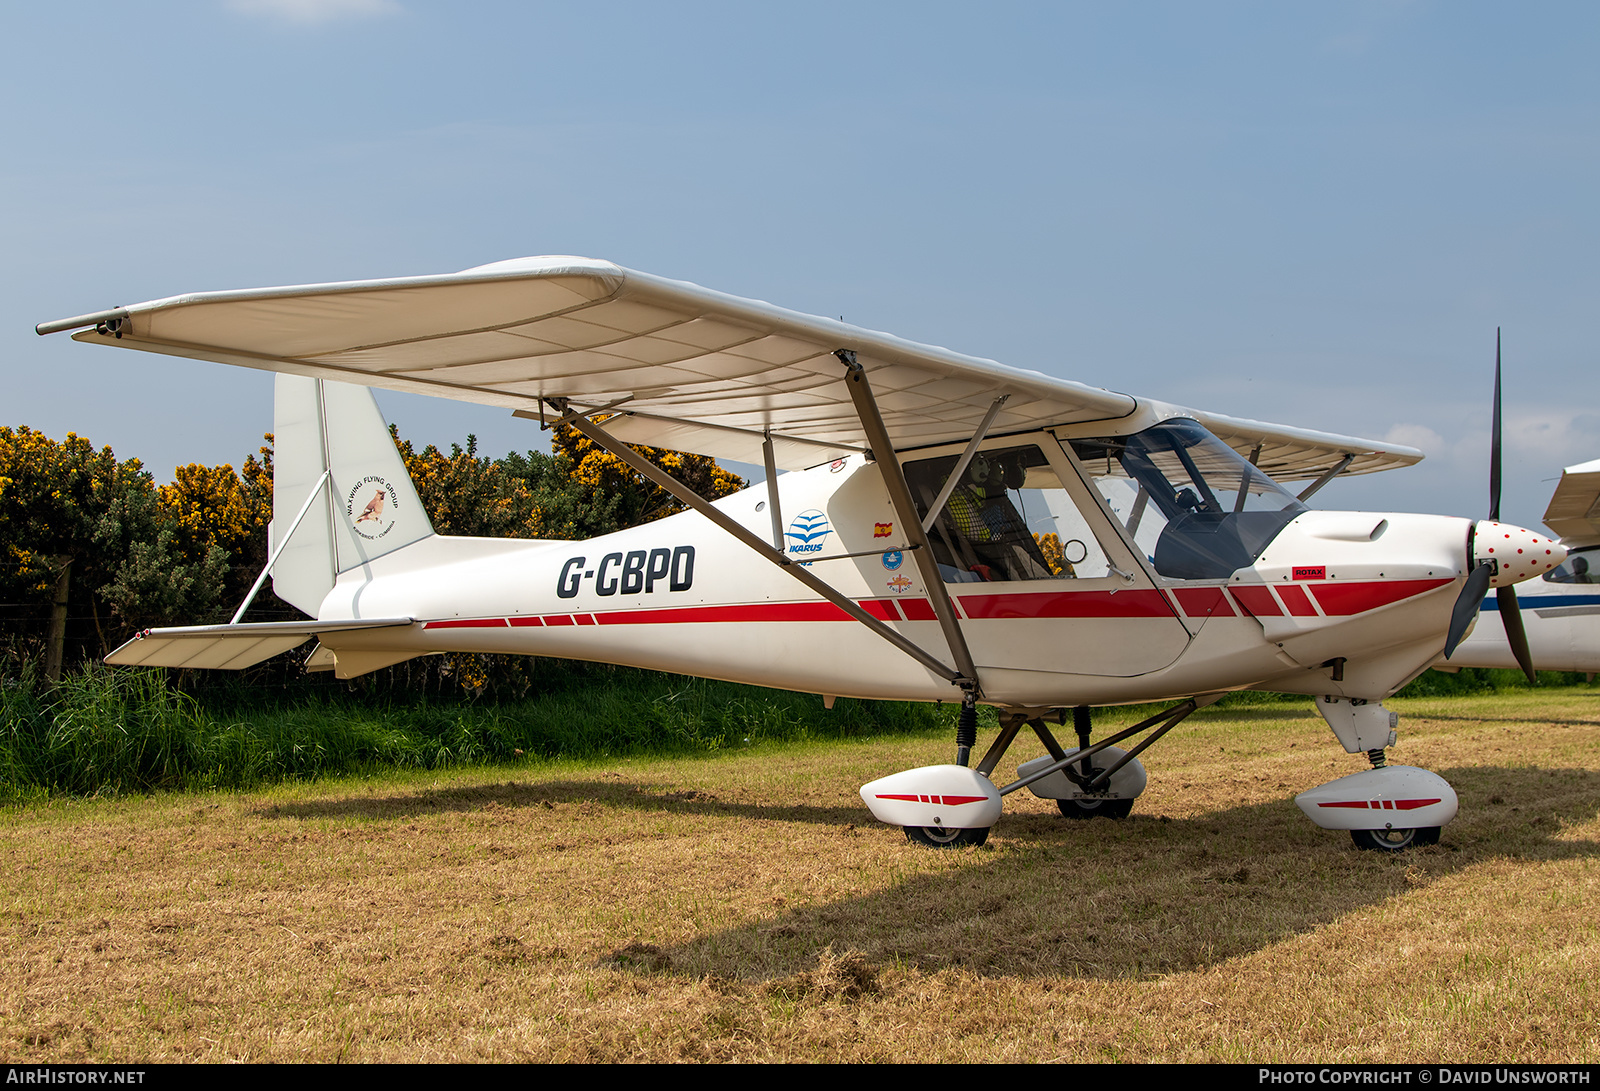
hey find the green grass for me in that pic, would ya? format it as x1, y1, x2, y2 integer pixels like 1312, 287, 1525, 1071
0, 661, 960, 799
1, 657, 1586, 801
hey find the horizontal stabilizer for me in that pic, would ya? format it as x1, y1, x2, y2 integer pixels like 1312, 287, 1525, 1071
106, 618, 413, 670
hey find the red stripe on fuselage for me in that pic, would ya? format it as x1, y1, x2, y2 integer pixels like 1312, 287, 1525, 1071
1275, 583, 1319, 617
860, 598, 903, 621
434, 589, 1185, 631
1308, 579, 1453, 616
593, 601, 851, 625
431, 579, 1448, 632
1173, 587, 1236, 619
1228, 585, 1282, 617
955, 589, 1174, 620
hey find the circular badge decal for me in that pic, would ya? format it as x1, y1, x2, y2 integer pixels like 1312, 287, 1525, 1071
346, 475, 401, 540
882, 550, 904, 570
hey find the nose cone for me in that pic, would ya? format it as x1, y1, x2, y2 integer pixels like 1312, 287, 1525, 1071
1473, 521, 1566, 587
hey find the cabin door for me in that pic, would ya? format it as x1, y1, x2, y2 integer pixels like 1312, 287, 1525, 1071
901, 435, 1191, 678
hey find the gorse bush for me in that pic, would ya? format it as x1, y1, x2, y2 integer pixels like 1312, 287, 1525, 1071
2, 422, 744, 694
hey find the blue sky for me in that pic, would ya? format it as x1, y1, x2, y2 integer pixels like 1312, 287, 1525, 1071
5, 1, 1597, 529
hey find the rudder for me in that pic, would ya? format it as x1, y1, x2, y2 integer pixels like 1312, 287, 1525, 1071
270, 375, 434, 615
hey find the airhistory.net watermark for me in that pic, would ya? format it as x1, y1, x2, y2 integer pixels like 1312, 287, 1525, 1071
5, 1071, 146, 1085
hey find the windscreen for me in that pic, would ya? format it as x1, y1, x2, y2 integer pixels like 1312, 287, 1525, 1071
1069, 419, 1307, 580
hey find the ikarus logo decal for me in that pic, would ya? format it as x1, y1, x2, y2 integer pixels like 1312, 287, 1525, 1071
785, 509, 832, 555
347, 475, 401, 540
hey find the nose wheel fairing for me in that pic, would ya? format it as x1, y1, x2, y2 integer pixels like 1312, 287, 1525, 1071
1295, 766, 1458, 837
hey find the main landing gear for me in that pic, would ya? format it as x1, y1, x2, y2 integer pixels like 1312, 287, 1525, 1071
859, 696, 1220, 846
1058, 797, 1135, 821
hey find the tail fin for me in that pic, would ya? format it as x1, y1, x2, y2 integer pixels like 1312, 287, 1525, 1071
270, 375, 434, 615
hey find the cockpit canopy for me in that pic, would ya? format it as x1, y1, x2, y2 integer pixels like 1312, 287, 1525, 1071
1070, 419, 1308, 580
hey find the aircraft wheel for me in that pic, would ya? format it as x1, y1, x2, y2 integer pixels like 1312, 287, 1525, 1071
1349, 826, 1441, 852
903, 825, 989, 848
1057, 797, 1134, 820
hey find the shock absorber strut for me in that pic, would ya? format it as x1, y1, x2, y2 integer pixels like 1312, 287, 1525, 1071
956, 692, 978, 767
1074, 705, 1093, 778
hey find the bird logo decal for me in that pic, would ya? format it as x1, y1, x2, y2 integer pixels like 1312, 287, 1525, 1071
355, 489, 386, 524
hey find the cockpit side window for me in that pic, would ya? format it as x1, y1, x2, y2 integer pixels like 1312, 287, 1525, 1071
1544, 546, 1598, 584
1070, 419, 1307, 580
903, 443, 1115, 584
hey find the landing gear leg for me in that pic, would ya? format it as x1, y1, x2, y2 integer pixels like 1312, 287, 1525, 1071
1000, 697, 1219, 816
955, 690, 978, 767
1073, 704, 1093, 780
1055, 705, 1135, 819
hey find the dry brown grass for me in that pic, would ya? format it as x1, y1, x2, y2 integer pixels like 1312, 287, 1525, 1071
3, 689, 1598, 1062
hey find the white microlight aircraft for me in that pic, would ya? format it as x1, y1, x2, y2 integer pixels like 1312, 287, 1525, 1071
1441, 457, 1600, 676
37, 257, 1565, 851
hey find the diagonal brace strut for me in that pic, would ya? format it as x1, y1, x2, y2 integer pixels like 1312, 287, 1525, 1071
549, 401, 966, 685
835, 350, 982, 697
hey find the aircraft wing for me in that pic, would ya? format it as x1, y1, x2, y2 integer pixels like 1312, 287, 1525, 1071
105, 618, 414, 670
1543, 458, 1600, 547
40, 256, 1421, 477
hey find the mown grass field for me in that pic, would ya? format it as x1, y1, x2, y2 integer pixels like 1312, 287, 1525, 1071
3, 687, 1598, 1062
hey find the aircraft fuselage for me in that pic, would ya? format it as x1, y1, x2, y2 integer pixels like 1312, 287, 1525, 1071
313, 434, 1479, 708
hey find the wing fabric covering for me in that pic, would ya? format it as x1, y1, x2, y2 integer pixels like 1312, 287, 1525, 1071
1542, 458, 1600, 548
59, 255, 1421, 478
271, 375, 434, 615
1187, 408, 1423, 486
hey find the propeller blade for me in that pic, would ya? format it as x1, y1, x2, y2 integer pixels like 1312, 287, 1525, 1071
1490, 328, 1502, 522
1497, 584, 1536, 684
1444, 561, 1494, 659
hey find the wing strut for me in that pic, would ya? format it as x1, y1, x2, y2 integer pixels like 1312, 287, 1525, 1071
546, 399, 970, 688
920, 394, 1010, 533
762, 430, 784, 551
1296, 454, 1354, 503
836, 350, 983, 703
